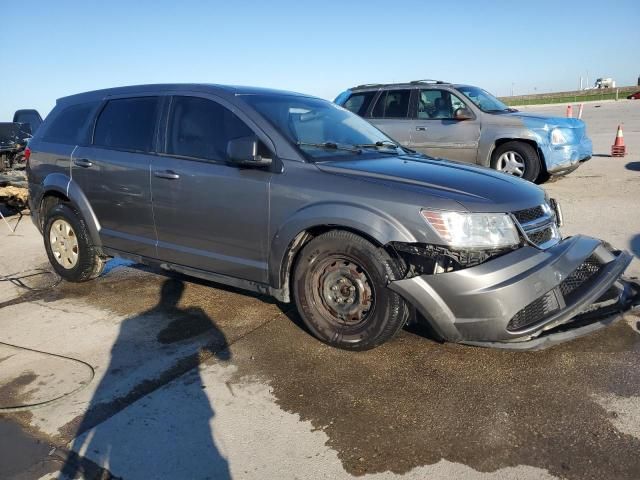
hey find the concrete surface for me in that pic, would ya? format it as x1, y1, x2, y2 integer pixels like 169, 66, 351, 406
0, 100, 639, 480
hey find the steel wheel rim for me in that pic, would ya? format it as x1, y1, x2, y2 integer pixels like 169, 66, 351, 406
496, 151, 526, 177
49, 219, 79, 269
309, 256, 375, 330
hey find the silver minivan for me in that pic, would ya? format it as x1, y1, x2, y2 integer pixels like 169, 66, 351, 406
335, 80, 593, 182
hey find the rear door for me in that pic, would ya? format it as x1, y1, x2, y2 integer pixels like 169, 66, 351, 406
72, 95, 160, 256
367, 89, 414, 146
151, 94, 271, 282
410, 89, 481, 163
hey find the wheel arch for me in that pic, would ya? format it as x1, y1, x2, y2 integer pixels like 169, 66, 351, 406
269, 204, 417, 302
39, 174, 102, 247
488, 137, 548, 181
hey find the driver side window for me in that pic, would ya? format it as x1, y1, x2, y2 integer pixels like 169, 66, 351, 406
167, 96, 254, 162
418, 90, 468, 120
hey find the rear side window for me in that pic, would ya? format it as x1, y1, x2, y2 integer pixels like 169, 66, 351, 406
166, 96, 253, 162
94, 97, 159, 152
42, 103, 97, 145
371, 89, 411, 119
342, 92, 376, 116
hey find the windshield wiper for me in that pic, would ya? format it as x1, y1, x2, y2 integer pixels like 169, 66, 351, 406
296, 141, 362, 154
355, 140, 402, 154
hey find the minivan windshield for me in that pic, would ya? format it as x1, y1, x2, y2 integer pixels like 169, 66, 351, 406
241, 94, 405, 159
457, 85, 511, 113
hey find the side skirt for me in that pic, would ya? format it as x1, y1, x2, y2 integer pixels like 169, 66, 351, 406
101, 247, 289, 303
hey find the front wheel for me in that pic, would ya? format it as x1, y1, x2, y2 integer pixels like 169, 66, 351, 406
293, 230, 410, 351
491, 141, 541, 182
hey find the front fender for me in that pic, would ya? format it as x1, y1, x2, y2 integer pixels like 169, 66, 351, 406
480, 128, 544, 166
268, 202, 417, 288
39, 174, 102, 247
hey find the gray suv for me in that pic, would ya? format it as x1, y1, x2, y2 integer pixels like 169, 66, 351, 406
335, 80, 593, 182
27, 84, 637, 351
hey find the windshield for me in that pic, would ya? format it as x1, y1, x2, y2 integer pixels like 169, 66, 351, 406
457, 86, 510, 112
241, 94, 404, 159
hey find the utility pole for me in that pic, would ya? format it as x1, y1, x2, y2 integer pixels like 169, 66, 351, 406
511, 82, 514, 96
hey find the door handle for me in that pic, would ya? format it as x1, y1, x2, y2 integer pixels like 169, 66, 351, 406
153, 170, 180, 180
415, 126, 428, 131
73, 158, 93, 168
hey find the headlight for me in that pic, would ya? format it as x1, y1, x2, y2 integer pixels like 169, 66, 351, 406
421, 210, 520, 249
550, 128, 567, 145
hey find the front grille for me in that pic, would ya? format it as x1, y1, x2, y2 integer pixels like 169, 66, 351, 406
512, 206, 545, 225
511, 204, 559, 249
507, 290, 560, 331
527, 228, 553, 245
559, 255, 603, 303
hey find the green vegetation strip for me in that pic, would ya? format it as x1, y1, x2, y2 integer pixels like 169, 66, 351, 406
500, 87, 638, 106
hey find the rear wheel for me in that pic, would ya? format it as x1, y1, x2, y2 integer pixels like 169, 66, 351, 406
293, 230, 409, 350
491, 141, 541, 182
43, 203, 105, 282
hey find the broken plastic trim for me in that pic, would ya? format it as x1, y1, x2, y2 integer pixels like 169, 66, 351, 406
390, 242, 517, 278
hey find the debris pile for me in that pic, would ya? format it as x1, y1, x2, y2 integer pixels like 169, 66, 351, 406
0, 185, 28, 209
0, 168, 28, 210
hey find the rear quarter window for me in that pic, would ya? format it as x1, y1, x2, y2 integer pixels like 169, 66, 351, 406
93, 97, 160, 152
41, 102, 98, 145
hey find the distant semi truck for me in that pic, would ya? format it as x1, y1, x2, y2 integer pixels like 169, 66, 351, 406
594, 77, 616, 89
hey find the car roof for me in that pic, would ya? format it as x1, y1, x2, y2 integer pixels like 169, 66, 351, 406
348, 80, 463, 92
56, 83, 315, 106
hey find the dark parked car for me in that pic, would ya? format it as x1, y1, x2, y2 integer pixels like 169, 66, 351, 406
27, 84, 638, 350
627, 91, 640, 100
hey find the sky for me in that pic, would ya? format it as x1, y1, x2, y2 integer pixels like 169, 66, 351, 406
1, 0, 639, 120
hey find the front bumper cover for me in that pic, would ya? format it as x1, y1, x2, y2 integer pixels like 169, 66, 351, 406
389, 235, 638, 349
543, 136, 593, 174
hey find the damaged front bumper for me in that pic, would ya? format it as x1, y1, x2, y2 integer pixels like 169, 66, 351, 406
389, 235, 640, 350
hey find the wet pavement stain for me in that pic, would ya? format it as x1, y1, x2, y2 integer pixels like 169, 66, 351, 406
230, 312, 640, 480
0, 371, 37, 408
0, 418, 55, 479
6, 259, 640, 479
157, 311, 217, 344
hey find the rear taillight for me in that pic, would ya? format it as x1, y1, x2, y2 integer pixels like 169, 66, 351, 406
24, 147, 31, 165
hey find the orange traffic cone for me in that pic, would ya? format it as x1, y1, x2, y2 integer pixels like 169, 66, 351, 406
566, 105, 573, 118
611, 125, 626, 157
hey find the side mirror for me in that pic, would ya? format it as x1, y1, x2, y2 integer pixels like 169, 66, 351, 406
454, 108, 473, 120
227, 135, 272, 167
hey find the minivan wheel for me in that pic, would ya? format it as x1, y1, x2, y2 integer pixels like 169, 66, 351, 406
491, 141, 541, 182
293, 230, 409, 350
43, 203, 105, 282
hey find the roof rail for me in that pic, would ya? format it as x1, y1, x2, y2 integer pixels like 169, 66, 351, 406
409, 79, 447, 84
354, 83, 384, 89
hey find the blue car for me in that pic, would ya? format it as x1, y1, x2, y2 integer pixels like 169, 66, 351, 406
336, 80, 592, 182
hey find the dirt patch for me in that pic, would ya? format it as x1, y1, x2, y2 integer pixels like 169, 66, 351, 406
230, 313, 640, 480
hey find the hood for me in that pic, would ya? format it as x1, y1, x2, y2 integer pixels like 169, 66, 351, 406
315, 155, 546, 213
500, 111, 585, 129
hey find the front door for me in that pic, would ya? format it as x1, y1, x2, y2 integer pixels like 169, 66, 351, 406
72, 96, 160, 256
410, 89, 481, 163
151, 95, 271, 283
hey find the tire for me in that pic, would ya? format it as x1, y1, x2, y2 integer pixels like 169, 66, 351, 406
491, 141, 541, 182
43, 203, 105, 282
292, 230, 410, 351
